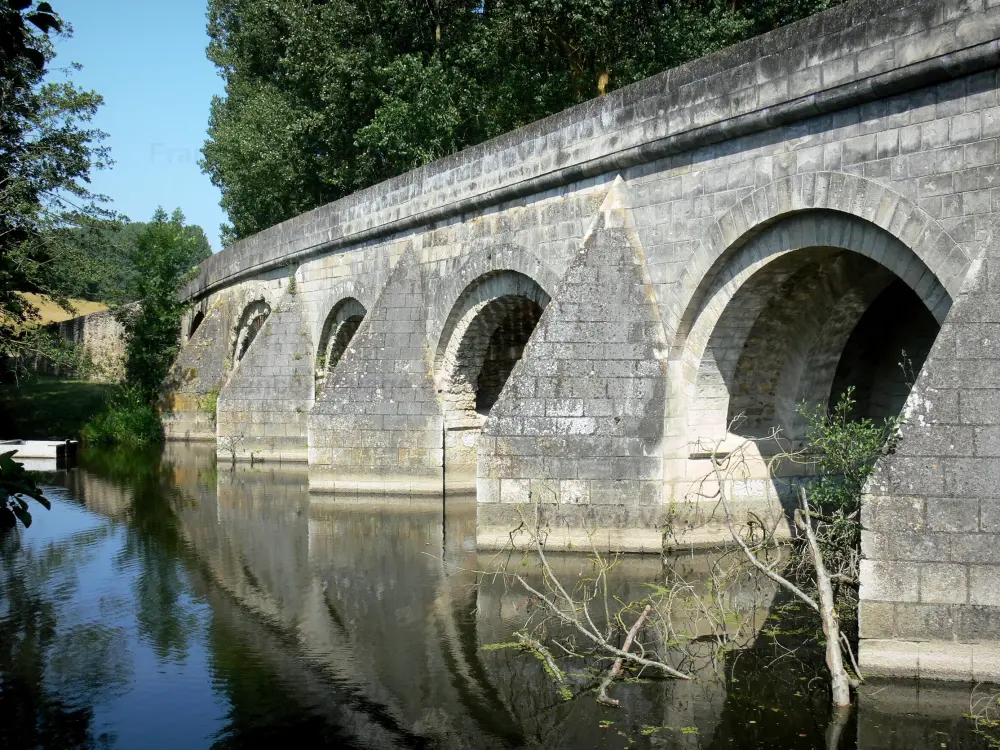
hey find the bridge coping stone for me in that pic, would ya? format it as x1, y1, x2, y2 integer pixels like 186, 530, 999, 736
183, 0, 999, 301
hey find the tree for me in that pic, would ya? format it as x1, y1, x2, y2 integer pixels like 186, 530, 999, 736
120, 209, 204, 403
202, 0, 842, 243
40, 219, 212, 305
0, 0, 112, 369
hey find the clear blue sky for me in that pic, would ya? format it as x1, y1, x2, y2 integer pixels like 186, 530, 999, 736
55, 0, 227, 250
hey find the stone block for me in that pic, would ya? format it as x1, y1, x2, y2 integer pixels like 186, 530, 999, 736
860, 559, 920, 602
919, 562, 968, 604
969, 565, 1000, 606
925, 497, 980, 532
859, 639, 919, 678
919, 642, 974, 681
894, 602, 957, 641
859, 600, 896, 639
951, 533, 1000, 564
862, 495, 924, 532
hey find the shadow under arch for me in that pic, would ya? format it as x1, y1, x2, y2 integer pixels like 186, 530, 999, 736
314, 297, 367, 397
231, 299, 271, 365
188, 309, 205, 340
434, 270, 551, 471
666, 207, 957, 538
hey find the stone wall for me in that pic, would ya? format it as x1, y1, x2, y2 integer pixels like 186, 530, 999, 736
859, 240, 1000, 681
55, 308, 125, 382
164, 0, 1000, 679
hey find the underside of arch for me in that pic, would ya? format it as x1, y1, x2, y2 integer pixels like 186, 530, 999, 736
436, 271, 550, 470
315, 297, 367, 396
668, 209, 950, 546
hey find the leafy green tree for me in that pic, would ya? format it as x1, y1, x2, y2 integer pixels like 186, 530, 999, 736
82, 210, 204, 447
202, 0, 842, 243
0, 0, 112, 368
41, 219, 212, 305
120, 209, 204, 403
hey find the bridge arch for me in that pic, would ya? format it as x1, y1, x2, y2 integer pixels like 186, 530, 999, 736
188, 310, 205, 340
231, 299, 271, 366
315, 297, 367, 396
667, 179, 967, 506
666, 172, 970, 347
429, 242, 560, 352
435, 269, 551, 468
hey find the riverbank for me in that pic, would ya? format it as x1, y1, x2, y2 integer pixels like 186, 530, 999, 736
0, 376, 114, 440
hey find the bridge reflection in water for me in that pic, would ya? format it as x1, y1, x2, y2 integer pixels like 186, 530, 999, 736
34, 443, 995, 749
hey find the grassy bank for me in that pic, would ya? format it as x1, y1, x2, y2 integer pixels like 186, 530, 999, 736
0, 377, 115, 440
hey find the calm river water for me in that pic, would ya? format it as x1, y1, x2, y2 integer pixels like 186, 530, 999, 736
0, 443, 995, 749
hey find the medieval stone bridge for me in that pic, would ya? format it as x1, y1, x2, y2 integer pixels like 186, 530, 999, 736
165, 0, 1000, 681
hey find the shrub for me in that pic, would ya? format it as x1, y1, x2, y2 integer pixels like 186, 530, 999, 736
81, 386, 163, 447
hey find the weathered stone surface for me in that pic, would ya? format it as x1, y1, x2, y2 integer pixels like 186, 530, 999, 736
476, 178, 668, 550
216, 288, 314, 462
159, 0, 1000, 680
308, 249, 443, 494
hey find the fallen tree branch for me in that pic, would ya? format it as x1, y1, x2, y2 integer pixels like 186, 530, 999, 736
597, 604, 652, 706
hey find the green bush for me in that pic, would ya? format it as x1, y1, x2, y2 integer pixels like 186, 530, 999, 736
799, 386, 900, 517
81, 386, 163, 447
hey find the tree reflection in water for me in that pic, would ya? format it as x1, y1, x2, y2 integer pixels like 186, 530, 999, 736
1, 445, 997, 749
0, 504, 126, 749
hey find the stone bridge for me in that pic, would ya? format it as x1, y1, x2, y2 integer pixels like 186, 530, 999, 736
166, 0, 1000, 681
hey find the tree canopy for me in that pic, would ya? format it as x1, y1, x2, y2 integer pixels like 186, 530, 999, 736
0, 0, 111, 366
42, 219, 212, 305
202, 0, 842, 243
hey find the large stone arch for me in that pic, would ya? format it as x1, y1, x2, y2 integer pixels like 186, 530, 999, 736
428, 242, 560, 352
433, 267, 552, 471
665, 172, 970, 349
665, 175, 970, 540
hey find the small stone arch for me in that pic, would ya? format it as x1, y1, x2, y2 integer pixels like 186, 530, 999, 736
231, 299, 271, 365
429, 242, 560, 351
315, 297, 367, 396
434, 270, 551, 468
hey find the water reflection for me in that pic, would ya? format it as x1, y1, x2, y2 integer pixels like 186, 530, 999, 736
0, 445, 995, 748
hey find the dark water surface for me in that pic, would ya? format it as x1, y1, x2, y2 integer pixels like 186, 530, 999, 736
1, 443, 995, 749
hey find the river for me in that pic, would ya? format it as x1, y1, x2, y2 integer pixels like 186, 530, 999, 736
0, 443, 994, 749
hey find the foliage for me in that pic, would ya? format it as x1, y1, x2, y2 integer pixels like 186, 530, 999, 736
40, 218, 212, 306
1, 0, 113, 367
799, 387, 900, 516
796, 388, 900, 581
199, 389, 219, 422
80, 209, 203, 446
80, 385, 163, 448
0, 376, 113, 438
202, 0, 843, 242
118, 208, 204, 404
0, 449, 50, 531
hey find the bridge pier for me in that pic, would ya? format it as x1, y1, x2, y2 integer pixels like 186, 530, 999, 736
860, 246, 1000, 682
475, 179, 668, 552
161, 0, 1000, 680
308, 250, 444, 494
215, 287, 314, 463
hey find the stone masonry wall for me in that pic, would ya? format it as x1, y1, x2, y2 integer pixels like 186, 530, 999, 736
860, 242, 1000, 681
477, 179, 669, 552
55, 308, 125, 382
216, 288, 314, 462
308, 250, 443, 494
